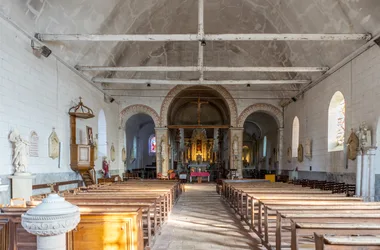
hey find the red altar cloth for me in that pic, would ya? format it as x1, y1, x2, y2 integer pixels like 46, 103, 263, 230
190, 172, 210, 177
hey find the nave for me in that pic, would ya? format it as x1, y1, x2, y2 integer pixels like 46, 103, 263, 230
153, 184, 264, 250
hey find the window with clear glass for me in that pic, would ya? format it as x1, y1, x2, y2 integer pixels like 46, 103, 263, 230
328, 91, 345, 152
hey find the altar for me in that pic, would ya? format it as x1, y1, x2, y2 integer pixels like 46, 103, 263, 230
189, 172, 210, 183
188, 163, 209, 172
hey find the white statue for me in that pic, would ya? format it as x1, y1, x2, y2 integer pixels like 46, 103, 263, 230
9, 129, 30, 174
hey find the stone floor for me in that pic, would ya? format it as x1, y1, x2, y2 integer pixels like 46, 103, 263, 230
152, 184, 265, 250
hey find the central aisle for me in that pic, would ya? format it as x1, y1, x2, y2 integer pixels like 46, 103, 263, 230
152, 184, 264, 250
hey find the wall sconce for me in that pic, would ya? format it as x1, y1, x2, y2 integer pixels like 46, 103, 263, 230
31, 40, 52, 58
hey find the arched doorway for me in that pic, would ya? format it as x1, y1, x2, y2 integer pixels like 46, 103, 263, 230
124, 113, 156, 178
239, 104, 282, 178
166, 86, 231, 180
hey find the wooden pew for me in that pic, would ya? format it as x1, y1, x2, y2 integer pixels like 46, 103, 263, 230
263, 204, 380, 247
291, 222, 380, 250
314, 233, 380, 250
276, 212, 380, 250
222, 180, 380, 250
0, 207, 145, 250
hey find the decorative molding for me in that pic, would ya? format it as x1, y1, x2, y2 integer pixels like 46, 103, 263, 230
120, 104, 160, 128
238, 103, 283, 128
21, 194, 80, 236
22, 213, 80, 236
160, 85, 238, 127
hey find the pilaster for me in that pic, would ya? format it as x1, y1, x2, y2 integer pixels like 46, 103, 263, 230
229, 128, 244, 178
155, 127, 169, 177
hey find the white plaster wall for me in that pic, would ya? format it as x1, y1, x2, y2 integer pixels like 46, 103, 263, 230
282, 45, 380, 176
0, 18, 120, 178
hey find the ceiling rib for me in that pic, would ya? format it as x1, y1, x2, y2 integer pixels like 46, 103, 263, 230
35, 33, 371, 42
92, 78, 309, 85
76, 66, 329, 72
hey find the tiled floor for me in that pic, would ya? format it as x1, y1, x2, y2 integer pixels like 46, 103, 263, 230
152, 184, 265, 250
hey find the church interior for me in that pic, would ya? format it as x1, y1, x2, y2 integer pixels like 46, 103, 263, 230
1, 0, 380, 249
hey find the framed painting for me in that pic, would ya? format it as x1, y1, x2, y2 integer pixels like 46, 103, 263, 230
86, 126, 93, 145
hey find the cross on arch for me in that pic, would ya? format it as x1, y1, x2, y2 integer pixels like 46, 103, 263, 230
191, 97, 209, 125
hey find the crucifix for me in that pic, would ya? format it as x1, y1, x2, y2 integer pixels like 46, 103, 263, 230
191, 97, 209, 125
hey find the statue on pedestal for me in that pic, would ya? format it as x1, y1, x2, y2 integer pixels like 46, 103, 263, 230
102, 157, 111, 178
9, 129, 30, 174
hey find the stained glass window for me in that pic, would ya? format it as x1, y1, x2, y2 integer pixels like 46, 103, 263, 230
336, 100, 345, 146
149, 134, 156, 154
328, 91, 345, 152
292, 116, 299, 157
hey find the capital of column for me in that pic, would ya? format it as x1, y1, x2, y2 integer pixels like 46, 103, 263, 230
229, 127, 244, 131
21, 194, 80, 236
278, 127, 284, 132
155, 127, 168, 132
362, 146, 377, 156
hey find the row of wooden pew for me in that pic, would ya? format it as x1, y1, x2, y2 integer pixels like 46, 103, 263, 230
0, 180, 182, 250
221, 180, 380, 250
290, 179, 356, 196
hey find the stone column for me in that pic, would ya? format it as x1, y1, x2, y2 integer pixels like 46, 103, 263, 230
229, 128, 244, 178
155, 128, 169, 177
277, 128, 284, 175
368, 147, 377, 201
361, 149, 370, 200
21, 194, 80, 250
356, 150, 362, 197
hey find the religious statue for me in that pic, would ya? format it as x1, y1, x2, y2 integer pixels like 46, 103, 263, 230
297, 144, 303, 162
102, 156, 111, 178
160, 136, 166, 164
356, 122, 372, 148
287, 147, 292, 163
347, 129, 359, 160
48, 128, 60, 159
304, 138, 312, 160
121, 147, 127, 162
9, 129, 30, 174
233, 135, 239, 157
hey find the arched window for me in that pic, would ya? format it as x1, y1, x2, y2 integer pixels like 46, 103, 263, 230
328, 91, 345, 152
263, 136, 267, 157
98, 109, 107, 158
292, 116, 300, 157
149, 134, 156, 155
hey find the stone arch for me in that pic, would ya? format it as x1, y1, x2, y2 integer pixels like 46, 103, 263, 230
238, 103, 283, 128
120, 104, 160, 128
160, 85, 238, 127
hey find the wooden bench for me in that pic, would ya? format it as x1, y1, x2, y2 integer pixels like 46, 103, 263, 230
221, 180, 380, 250
314, 233, 380, 250
291, 222, 380, 250
0, 207, 144, 250
276, 212, 380, 250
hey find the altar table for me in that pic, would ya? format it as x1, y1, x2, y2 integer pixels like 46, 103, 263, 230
190, 172, 210, 183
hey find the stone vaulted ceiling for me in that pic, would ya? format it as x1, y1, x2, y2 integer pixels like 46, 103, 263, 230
1, 0, 380, 101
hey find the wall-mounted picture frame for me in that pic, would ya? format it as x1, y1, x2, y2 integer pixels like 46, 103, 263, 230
86, 126, 93, 145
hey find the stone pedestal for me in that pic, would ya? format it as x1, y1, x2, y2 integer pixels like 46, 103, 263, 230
21, 194, 80, 250
8, 173, 36, 201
